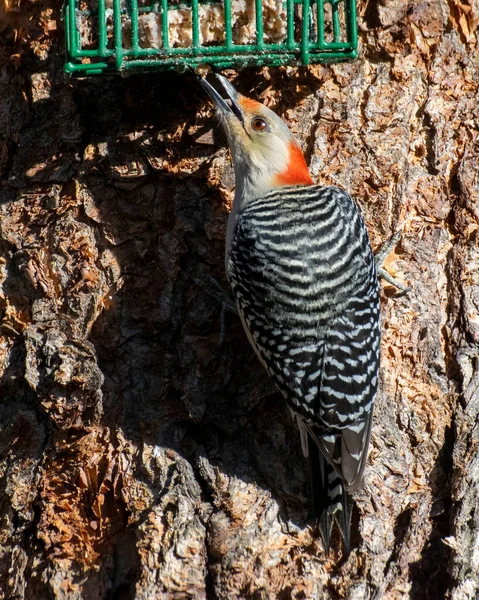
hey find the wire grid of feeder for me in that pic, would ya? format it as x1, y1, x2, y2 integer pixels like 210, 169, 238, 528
64, 0, 357, 75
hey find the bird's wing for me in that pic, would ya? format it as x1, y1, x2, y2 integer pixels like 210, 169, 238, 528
306, 304, 379, 490
229, 186, 380, 489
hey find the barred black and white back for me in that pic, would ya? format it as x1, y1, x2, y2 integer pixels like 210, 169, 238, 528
227, 185, 381, 549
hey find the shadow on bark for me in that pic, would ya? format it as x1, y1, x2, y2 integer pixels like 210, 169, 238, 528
52, 72, 319, 596
1, 68, 327, 597
409, 425, 454, 600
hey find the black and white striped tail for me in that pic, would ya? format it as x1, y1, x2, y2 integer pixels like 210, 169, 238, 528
308, 431, 352, 551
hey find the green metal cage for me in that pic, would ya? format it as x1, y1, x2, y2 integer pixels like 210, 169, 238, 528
64, 0, 357, 75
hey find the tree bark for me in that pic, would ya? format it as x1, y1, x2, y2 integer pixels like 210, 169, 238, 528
1, 0, 479, 598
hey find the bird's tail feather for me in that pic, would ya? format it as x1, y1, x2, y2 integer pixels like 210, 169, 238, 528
308, 431, 352, 552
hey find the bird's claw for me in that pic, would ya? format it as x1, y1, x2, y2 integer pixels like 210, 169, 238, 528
374, 230, 411, 296
194, 275, 238, 345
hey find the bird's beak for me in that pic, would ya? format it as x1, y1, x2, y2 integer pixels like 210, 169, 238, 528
198, 73, 245, 125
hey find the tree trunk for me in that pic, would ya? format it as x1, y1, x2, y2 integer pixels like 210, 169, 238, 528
1, 0, 478, 598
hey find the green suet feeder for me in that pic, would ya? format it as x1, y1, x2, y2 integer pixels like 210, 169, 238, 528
64, 0, 357, 75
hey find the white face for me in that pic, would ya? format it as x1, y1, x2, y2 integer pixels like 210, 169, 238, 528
219, 98, 296, 201
200, 74, 312, 203
199, 74, 313, 263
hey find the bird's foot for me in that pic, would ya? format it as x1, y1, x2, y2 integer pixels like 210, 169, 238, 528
194, 275, 238, 344
374, 230, 411, 297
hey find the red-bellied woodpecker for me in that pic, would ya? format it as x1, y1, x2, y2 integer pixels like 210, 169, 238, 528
199, 73, 382, 550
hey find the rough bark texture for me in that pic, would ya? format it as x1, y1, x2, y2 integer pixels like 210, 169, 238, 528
1, 0, 479, 598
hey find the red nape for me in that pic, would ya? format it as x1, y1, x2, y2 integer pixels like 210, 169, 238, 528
275, 142, 314, 186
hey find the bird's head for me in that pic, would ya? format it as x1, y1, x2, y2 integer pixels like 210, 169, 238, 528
199, 73, 313, 204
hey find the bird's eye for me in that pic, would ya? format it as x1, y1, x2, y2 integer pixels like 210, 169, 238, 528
252, 117, 268, 131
